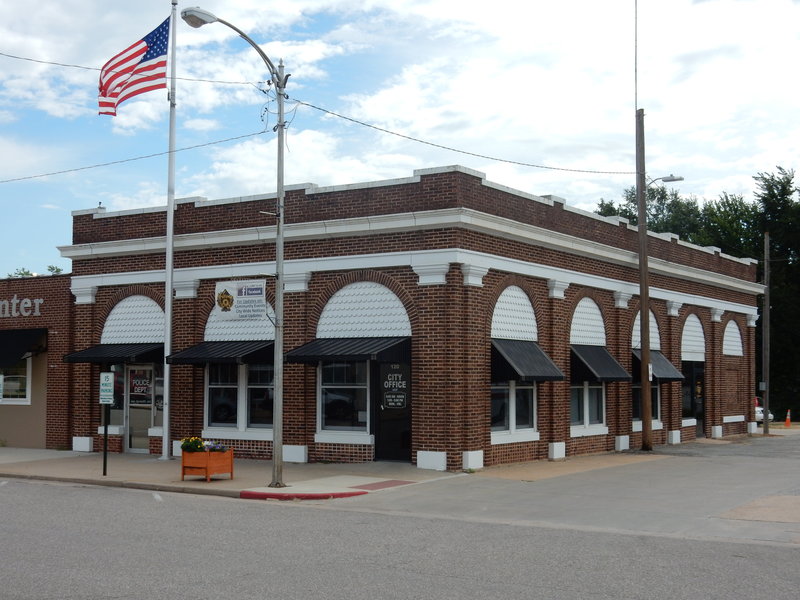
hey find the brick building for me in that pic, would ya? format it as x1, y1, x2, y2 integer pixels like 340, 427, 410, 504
2, 166, 761, 470
0, 274, 73, 449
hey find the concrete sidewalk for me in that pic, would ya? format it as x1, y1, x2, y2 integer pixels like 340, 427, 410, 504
2, 425, 798, 501
0, 447, 462, 500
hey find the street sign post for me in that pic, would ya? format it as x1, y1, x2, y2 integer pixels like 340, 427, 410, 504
99, 372, 114, 476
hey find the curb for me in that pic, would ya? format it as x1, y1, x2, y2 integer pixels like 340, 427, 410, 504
239, 489, 368, 501
1, 471, 370, 501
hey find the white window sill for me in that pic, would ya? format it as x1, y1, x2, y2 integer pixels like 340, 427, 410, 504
723, 415, 745, 423
682, 418, 697, 427
491, 430, 540, 445
631, 420, 664, 432
314, 431, 374, 445
570, 425, 609, 438
0, 400, 31, 406
202, 428, 274, 441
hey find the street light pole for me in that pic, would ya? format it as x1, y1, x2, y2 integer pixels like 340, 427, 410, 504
635, 108, 683, 451
182, 7, 288, 487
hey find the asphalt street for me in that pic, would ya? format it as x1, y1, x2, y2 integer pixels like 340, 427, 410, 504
2, 431, 799, 599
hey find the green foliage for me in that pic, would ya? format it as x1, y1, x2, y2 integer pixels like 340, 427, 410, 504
7, 267, 34, 278
6, 265, 64, 278
593, 168, 800, 413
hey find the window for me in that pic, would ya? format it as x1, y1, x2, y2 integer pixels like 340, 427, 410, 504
206, 364, 274, 429
632, 383, 660, 421
0, 358, 31, 405
570, 382, 605, 427
320, 361, 368, 431
491, 382, 535, 433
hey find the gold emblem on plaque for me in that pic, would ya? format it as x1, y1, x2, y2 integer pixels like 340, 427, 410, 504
216, 288, 234, 312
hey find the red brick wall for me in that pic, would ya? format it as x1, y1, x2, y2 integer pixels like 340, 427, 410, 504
58, 168, 760, 466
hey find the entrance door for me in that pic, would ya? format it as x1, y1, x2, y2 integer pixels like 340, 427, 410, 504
374, 362, 411, 461
125, 366, 158, 453
682, 361, 705, 438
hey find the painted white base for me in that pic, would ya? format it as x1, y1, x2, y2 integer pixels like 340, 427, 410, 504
711, 425, 723, 439
417, 450, 447, 471
667, 430, 681, 445
747, 421, 758, 434
548, 441, 566, 461
615, 435, 629, 452
97, 425, 124, 435
284, 445, 308, 463
72, 436, 93, 452
172, 440, 183, 457
462, 450, 484, 470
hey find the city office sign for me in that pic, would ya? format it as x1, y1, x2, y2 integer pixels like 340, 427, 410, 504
0, 295, 44, 318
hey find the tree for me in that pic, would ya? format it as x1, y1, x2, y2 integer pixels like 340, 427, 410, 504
695, 192, 761, 259
6, 265, 64, 278
594, 168, 799, 418
7, 267, 34, 278
753, 167, 800, 416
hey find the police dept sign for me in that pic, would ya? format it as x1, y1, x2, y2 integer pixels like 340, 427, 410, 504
215, 280, 267, 320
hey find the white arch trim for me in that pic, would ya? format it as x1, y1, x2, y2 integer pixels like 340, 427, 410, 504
491, 286, 538, 341
317, 281, 411, 338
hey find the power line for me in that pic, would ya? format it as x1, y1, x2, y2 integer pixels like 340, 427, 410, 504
0, 130, 267, 184
0, 50, 635, 181
0, 50, 265, 86
295, 99, 634, 176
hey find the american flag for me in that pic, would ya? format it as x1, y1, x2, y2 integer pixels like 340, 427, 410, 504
98, 17, 170, 116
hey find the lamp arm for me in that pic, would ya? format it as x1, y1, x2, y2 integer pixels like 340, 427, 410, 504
215, 17, 282, 85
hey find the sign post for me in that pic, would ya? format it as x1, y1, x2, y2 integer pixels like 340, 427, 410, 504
99, 372, 115, 476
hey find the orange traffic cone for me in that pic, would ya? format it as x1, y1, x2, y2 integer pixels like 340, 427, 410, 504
785, 409, 792, 428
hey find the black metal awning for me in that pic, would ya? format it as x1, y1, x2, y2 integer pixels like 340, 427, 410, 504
0, 328, 47, 367
167, 341, 274, 365
491, 339, 564, 382
286, 337, 410, 364
571, 345, 631, 382
63, 343, 164, 364
632, 349, 685, 381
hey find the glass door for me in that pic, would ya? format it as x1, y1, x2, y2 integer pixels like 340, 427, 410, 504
126, 366, 155, 452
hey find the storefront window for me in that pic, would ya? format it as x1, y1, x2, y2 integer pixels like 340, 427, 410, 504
320, 361, 367, 431
492, 382, 535, 432
0, 358, 30, 404
632, 384, 660, 420
208, 364, 238, 427
571, 382, 605, 427
247, 364, 274, 428
206, 363, 274, 429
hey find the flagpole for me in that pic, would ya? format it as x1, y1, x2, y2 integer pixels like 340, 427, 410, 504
161, 0, 178, 460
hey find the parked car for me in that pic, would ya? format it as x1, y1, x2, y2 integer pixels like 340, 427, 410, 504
755, 405, 774, 423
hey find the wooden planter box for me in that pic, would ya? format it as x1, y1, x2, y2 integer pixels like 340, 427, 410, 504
181, 449, 234, 482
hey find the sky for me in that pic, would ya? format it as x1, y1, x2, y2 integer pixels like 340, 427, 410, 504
1, 0, 798, 277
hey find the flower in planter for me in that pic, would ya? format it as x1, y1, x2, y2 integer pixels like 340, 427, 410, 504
180, 437, 205, 452
203, 440, 228, 452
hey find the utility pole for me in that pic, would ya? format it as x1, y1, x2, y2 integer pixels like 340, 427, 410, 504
762, 231, 770, 436
635, 108, 653, 451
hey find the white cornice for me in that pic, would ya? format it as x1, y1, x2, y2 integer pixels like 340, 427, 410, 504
68, 248, 758, 320
60, 208, 762, 297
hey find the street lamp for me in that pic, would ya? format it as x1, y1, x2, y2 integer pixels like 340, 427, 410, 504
182, 7, 288, 487
635, 108, 683, 451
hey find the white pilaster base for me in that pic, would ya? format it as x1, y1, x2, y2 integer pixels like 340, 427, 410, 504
417, 450, 447, 471
172, 440, 183, 456
462, 450, 484, 470
284, 445, 308, 463
667, 430, 681, 445
548, 441, 566, 461
72, 436, 93, 452
615, 435, 629, 452
747, 421, 758, 434
711, 425, 723, 439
